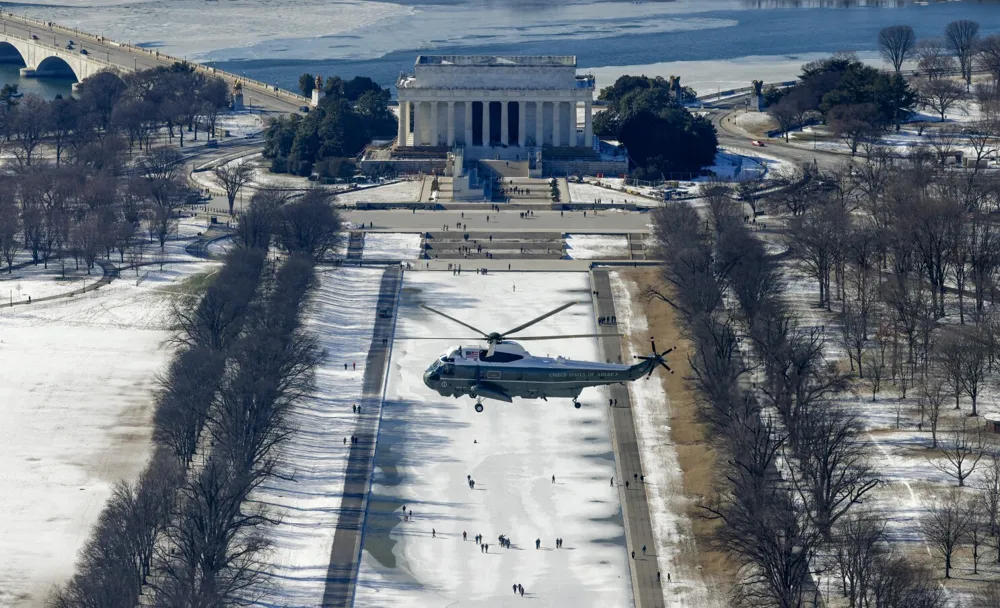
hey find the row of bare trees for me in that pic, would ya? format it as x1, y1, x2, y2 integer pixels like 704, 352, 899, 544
650, 181, 947, 606
50, 243, 267, 607
51, 191, 342, 606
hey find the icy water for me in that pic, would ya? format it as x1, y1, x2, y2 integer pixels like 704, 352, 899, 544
6, 0, 1000, 92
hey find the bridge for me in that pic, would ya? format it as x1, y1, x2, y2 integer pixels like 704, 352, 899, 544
0, 12, 307, 114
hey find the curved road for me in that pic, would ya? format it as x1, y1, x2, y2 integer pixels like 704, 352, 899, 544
706, 95, 850, 172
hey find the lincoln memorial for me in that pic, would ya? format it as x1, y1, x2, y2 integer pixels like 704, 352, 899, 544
395, 55, 595, 154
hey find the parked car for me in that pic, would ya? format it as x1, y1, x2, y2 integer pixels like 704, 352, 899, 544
299, 105, 310, 113
30, 34, 38, 40
751, 140, 765, 147
79, 48, 88, 55
205, 139, 219, 148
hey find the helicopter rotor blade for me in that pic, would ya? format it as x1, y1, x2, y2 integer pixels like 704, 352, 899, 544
395, 336, 485, 341
499, 302, 578, 338
420, 304, 489, 338
513, 333, 622, 341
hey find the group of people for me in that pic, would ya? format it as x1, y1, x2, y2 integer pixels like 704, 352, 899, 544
512, 583, 525, 597
598, 315, 616, 325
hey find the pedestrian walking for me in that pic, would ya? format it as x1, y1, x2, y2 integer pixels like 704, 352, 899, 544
625, 480, 629, 489
634, 473, 638, 483
432, 528, 436, 538
481, 544, 484, 553
640, 475, 644, 482
631, 551, 635, 559
353, 362, 356, 370
642, 544, 646, 555
610, 477, 614, 486
552, 474, 555, 484
513, 584, 518, 594
344, 437, 347, 444
535, 538, 540, 549
463, 531, 467, 541
520, 586, 524, 597
485, 544, 489, 553
352, 404, 356, 413
667, 573, 671, 582
657, 571, 661, 583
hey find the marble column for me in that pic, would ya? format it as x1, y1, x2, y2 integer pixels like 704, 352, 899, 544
431, 101, 440, 146
552, 100, 561, 148
397, 100, 406, 146
501, 101, 509, 146
483, 100, 491, 146
535, 101, 543, 148
584, 99, 593, 148
518, 101, 526, 147
464, 101, 473, 147
447, 101, 455, 147
413, 101, 423, 146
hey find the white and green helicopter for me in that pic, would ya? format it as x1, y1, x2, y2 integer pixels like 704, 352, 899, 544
418, 302, 673, 412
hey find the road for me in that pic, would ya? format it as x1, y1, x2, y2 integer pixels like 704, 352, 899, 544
0, 12, 304, 114
706, 95, 850, 172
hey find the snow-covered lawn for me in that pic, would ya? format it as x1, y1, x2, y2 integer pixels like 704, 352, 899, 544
215, 110, 266, 138
362, 233, 423, 261
565, 234, 630, 260
732, 111, 775, 133
251, 267, 382, 607
0, 258, 217, 608
610, 272, 714, 608
335, 180, 423, 205
568, 181, 650, 205
354, 271, 632, 607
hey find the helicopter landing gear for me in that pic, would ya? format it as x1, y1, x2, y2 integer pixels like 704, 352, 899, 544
474, 400, 484, 413
573, 400, 582, 409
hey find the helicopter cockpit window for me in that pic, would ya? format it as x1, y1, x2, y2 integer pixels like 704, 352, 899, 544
479, 350, 524, 363
441, 363, 456, 376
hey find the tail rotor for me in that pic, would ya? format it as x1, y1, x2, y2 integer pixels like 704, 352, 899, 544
634, 337, 674, 379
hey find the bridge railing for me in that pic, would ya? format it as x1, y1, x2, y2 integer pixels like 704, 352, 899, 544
0, 12, 309, 106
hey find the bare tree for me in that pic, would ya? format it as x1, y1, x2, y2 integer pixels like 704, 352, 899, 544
0, 188, 20, 273
918, 374, 948, 449
215, 161, 255, 216
946, 19, 981, 88
916, 78, 966, 122
834, 511, 886, 608
234, 189, 284, 251
971, 583, 1000, 608
790, 408, 879, 538
931, 417, 985, 487
10, 94, 49, 167
879, 25, 917, 74
916, 38, 957, 80
922, 488, 973, 578
965, 119, 1000, 171
277, 189, 342, 263
967, 495, 991, 575
864, 325, 891, 401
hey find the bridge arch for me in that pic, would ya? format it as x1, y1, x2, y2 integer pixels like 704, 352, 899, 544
0, 41, 27, 67
35, 55, 79, 81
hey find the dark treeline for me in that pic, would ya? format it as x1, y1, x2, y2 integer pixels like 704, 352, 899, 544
265, 75, 396, 178
50, 190, 341, 607
650, 184, 943, 606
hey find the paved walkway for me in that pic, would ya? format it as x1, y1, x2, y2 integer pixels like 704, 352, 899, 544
321, 266, 403, 607
591, 269, 664, 608
0, 259, 118, 308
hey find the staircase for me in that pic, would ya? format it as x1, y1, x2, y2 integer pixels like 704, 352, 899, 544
423, 230, 566, 260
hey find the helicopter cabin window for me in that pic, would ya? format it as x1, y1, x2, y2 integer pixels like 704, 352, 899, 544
485, 370, 502, 380
479, 350, 523, 363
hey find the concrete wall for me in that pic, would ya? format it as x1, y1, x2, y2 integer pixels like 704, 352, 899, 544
543, 159, 629, 177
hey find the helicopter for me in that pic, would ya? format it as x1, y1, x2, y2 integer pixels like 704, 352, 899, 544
417, 302, 673, 412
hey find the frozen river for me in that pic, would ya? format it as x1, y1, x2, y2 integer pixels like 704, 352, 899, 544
9, 0, 1000, 94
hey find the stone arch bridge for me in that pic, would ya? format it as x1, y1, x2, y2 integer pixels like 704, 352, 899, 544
0, 32, 124, 81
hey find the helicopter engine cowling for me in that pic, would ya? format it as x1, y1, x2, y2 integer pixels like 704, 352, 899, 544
471, 382, 512, 403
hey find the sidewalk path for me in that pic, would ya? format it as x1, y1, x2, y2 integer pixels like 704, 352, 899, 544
591, 269, 665, 608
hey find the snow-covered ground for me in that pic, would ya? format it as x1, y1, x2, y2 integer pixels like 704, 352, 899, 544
215, 110, 266, 138
565, 234, 630, 260
354, 271, 632, 607
568, 181, 658, 206
361, 233, 422, 261
609, 272, 715, 608
251, 266, 382, 607
0, 257, 217, 608
732, 111, 775, 133
336, 180, 423, 205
